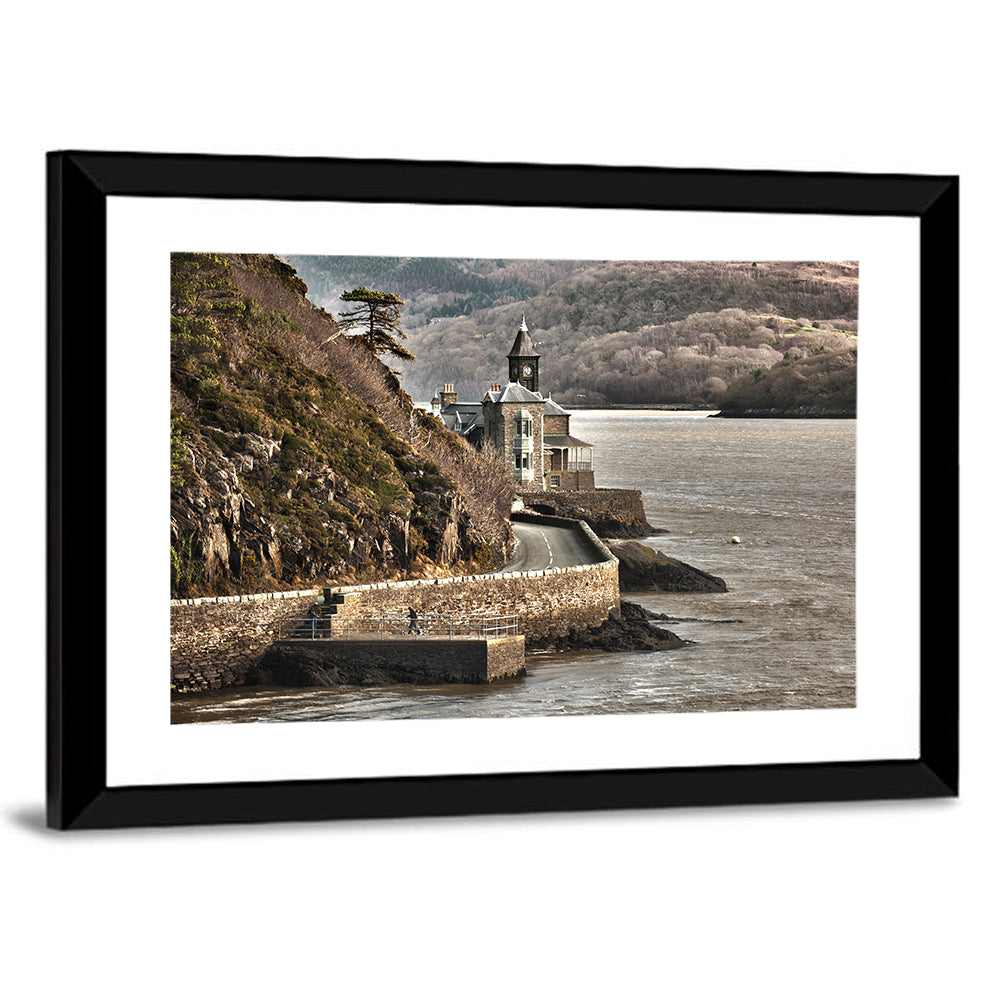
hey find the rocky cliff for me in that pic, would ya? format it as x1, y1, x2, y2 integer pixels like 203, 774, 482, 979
170, 253, 514, 598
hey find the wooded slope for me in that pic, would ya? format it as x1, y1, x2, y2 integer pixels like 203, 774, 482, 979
289, 256, 858, 412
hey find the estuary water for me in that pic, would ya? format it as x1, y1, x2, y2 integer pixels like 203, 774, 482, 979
171, 411, 855, 724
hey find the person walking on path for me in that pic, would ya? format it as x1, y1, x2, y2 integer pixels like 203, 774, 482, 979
407, 606, 422, 635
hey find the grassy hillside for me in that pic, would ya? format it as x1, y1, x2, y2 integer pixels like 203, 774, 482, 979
170, 253, 514, 598
289, 256, 858, 410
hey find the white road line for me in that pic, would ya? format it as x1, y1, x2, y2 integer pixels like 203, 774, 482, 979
540, 529, 554, 569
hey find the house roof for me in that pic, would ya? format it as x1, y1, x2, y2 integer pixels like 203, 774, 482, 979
439, 402, 484, 435
440, 402, 482, 416
484, 381, 545, 404
543, 434, 594, 449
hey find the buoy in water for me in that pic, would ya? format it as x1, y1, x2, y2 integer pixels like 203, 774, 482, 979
731, 536, 741, 544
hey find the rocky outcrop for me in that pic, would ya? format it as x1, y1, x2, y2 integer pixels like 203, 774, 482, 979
608, 540, 727, 592
171, 428, 498, 597
530, 600, 687, 653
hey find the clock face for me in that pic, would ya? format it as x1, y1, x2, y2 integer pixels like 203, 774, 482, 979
522, 365, 533, 376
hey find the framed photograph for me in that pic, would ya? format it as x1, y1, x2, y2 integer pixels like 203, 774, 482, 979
47, 151, 957, 829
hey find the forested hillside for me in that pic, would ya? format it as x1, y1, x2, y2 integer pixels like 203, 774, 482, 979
289, 256, 858, 412
170, 253, 514, 598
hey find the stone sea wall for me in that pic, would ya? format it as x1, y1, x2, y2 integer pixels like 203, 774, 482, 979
171, 589, 320, 693
171, 511, 619, 693
327, 556, 619, 645
525, 488, 655, 538
320, 511, 618, 645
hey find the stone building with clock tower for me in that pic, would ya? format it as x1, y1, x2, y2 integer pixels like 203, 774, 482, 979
432, 316, 595, 492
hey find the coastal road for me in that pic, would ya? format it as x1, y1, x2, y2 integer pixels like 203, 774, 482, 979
504, 521, 599, 572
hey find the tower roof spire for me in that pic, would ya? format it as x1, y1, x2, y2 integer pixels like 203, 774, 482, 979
508, 315, 538, 357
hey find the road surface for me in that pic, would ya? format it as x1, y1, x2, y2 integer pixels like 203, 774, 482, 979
503, 521, 599, 572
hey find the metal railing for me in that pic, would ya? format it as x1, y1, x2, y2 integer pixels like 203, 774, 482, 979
277, 611, 520, 641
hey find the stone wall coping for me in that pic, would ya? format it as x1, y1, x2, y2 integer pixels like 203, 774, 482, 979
170, 588, 320, 607
326, 553, 618, 599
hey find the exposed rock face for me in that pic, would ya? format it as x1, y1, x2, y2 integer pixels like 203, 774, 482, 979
171, 434, 497, 596
608, 540, 727, 592
530, 600, 687, 653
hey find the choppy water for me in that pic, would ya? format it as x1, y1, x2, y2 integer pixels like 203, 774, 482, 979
171, 412, 855, 724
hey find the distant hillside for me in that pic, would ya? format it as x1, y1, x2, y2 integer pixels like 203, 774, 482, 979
714, 340, 857, 417
170, 253, 514, 599
289, 256, 858, 411
287, 255, 591, 321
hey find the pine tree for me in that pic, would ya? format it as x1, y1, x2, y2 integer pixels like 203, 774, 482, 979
338, 287, 415, 361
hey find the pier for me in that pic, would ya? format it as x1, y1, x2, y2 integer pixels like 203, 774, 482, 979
258, 611, 526, 686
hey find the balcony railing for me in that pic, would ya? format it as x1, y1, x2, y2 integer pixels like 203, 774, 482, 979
277, 611, 520, 640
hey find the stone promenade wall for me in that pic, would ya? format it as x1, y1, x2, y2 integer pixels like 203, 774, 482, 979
171, 589, 320, 693
329, 558, 619, 645
170, 511, 618, 693
325, 511, 618, 645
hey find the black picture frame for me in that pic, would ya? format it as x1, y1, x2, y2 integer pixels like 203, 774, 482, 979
47, 151, 958, 829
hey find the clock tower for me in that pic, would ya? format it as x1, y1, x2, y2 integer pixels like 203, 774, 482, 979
507, 315, 540, 393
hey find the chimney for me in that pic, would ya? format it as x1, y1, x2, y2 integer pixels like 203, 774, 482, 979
440, 383, 458, 406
